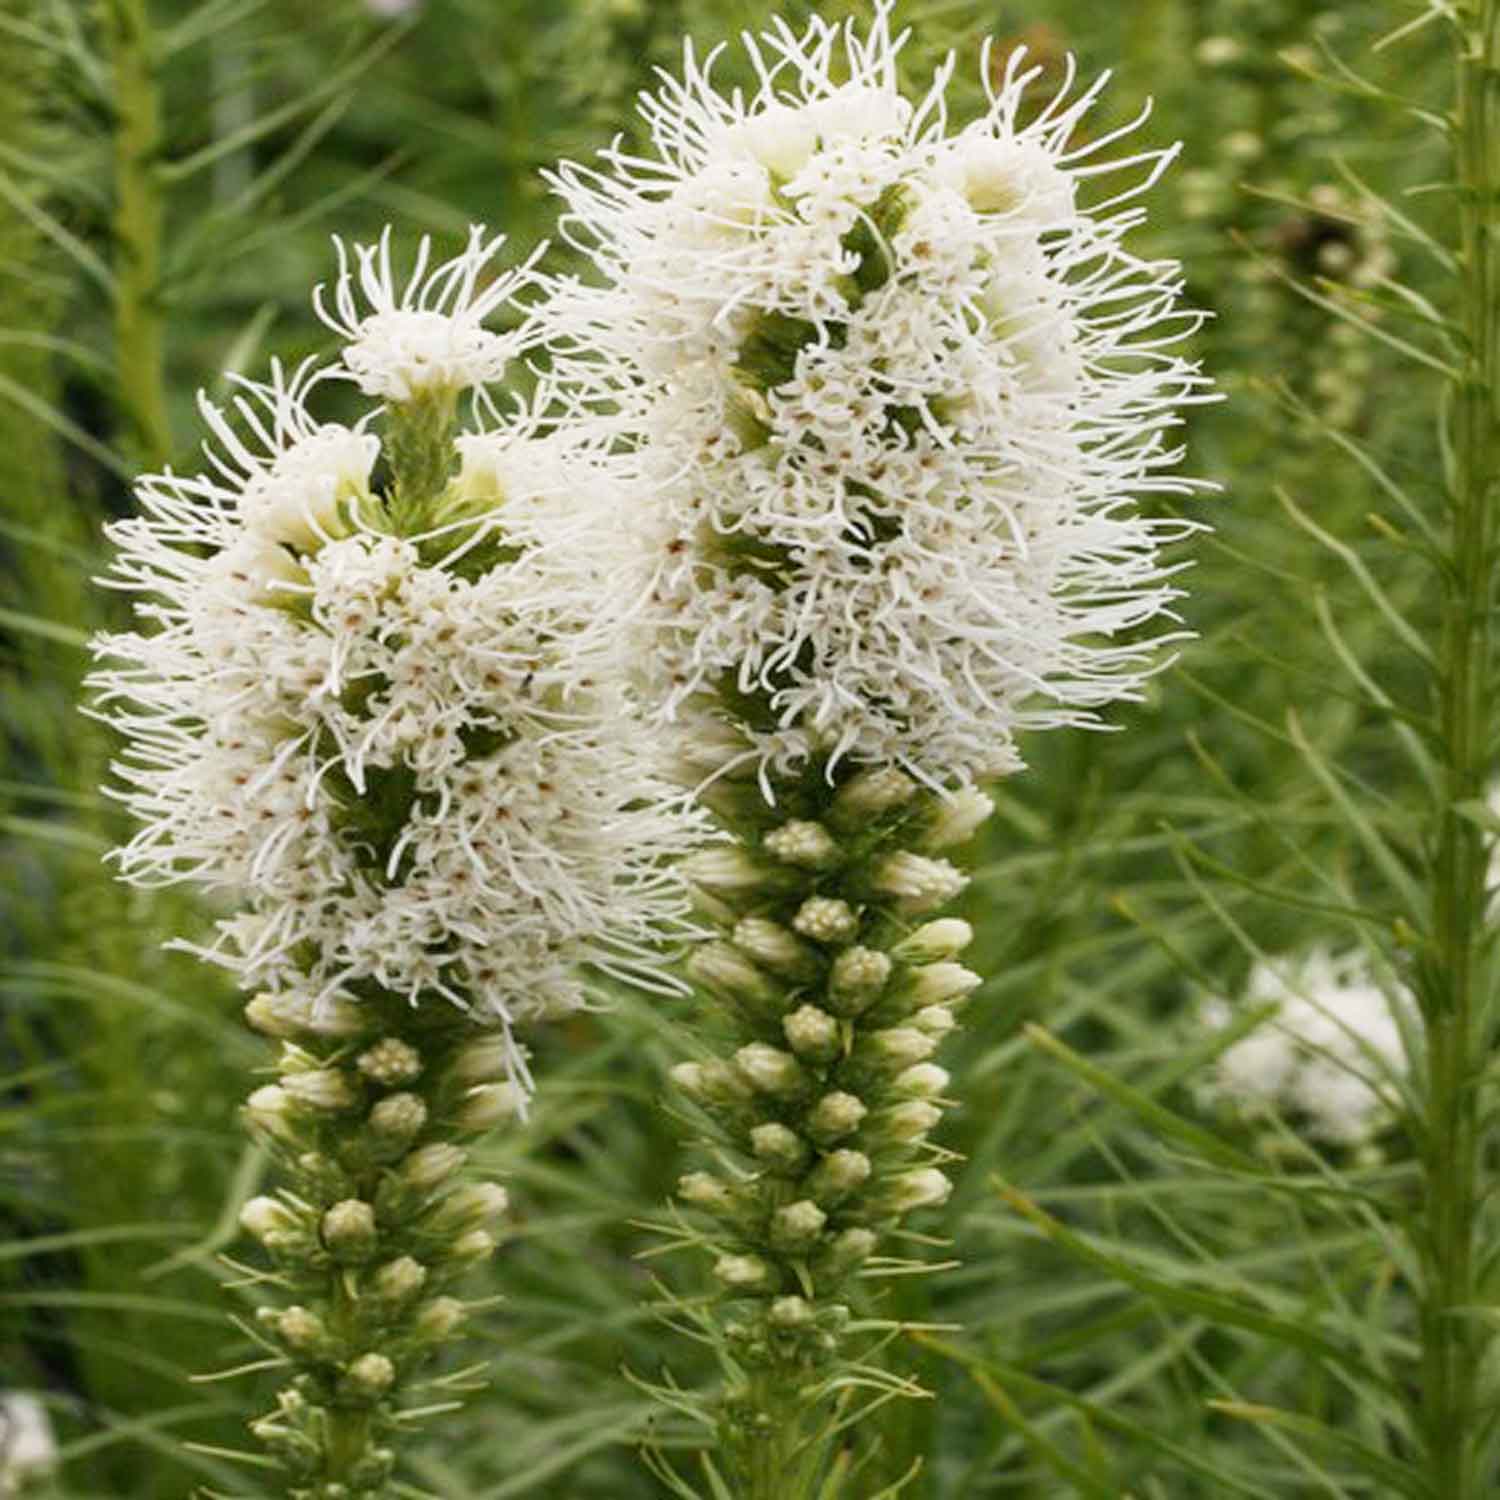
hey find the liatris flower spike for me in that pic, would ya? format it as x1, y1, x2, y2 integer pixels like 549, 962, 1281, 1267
542, 5, 1211, 1487
90, 226, 705, 1496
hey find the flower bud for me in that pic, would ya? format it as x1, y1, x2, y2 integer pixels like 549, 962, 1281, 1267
423, 1182, 509, 1238
245, 991, 366, 1040
919, 788, 994, 850
370, 1255, 427, 1305
762, 819, 840, 870
368, 1092, 428, 1151
807, 1149, 871, 1203
322, 1199, 379, 1264
454, 1081, 524, 1131
240, 1195, 307, 1253
678, 1171, 735, 1212
911, 1004, 958, 1038
824, 1226, 878, 1273
357, 1038, 423, 1088
245, 1085, 301, 1146
734, 1043, 808, 1097
901, 962, 983, 1009
446, 1228, 497, 1267
893, 1063, 951, 1099
749, 1122, 809, 1171
671, 1058, 753, 1107
732, 917, 822, 980
828, 947, 892, 1015
792, 896, 859, 945
782, 1004, 840, 1061
806, 1091, 868, 1144
867, 1100, 943, 1144
869, 853, 967, 914
413, 1296, 466, 1341
863, 1027, 938, 1069
401, 1142, 467, 1192
341, 1352, 395, 1400
830, 767, 917, 827
687, 941, 781, 1010
683, 848, 797, 900
770, 1199, 828, 1251
891, 919, 974, 964
713, 1253, 771, 1289
445, 1035, 517, 1088
769, 1295, 815, 1329
275, 1305, 330, 1355
282, 1069, 359, 1113
878, 1167, 952, 1214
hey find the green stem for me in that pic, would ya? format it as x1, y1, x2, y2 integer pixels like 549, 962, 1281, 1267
1422, 5, 1499, 1494
104, 0, 172, 468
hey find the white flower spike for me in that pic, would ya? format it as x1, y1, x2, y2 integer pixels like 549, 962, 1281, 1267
542, 2, 1212, 786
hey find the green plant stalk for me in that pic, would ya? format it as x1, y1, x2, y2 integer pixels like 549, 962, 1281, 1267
1421, 4, 1499, 1493
104, 0, 172, 467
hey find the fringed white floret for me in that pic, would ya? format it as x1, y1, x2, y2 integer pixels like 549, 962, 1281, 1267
541, 2, 1212, 784
315, 225, 544, 402
91, 233, 706, 1086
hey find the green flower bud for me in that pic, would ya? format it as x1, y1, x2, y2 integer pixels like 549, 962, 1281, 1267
423, 1182, 509, 1239
368, 1092, 428, 1151
341, 1352, 395, 1401
769, 1295, 815, 1328
866, 1099, 943, 1144
679, 1171, 736, 1211
892, 1063, 951, 1098
762, 819, 840, 870
732, 917, 823, 980
807, 1149, 871, 1204
823, 1226, 878, 1273
869, 852, 967, 914
454, 1081, 524, 1131
734, 1043, 808, 1097
891, 919, 974, 963
357, 1038, 423, 1088
413, 1296, 466, 1341
401, 1142, 468, 1192
791, 896, 859, 945
240, 1195, 309, 1254
282, 1068, 359, 1113
245, 1085, 301, 1146
445, 1034, 519, 1088
770, 1198, 828, 1251
714, 1253, 771, 1290
830, 767, 917, 827
321, 1199, 379, 1264
878, 1167, 952, 1214
782, 1004, 841, 1061
688, 941, 782, 1010
919, 788, 994, 850
806, 1091, 868, 1144
828, 946, 892, 1015
370, 1255, 428, 1305
274, 1305, 331, 1356
446, 1228, 498, 1268
749, 1122, 810, 1171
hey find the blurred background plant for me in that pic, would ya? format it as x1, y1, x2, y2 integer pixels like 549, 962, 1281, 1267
0, 0, 1469, 1495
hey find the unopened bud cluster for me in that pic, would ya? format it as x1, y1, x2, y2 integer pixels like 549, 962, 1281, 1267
671, 762, 989, 1382
239, 992, 521, 1498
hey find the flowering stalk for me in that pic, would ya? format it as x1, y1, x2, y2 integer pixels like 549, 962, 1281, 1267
669, 758, 990, 1491
104, 0, 171, 466
1419, 4, 1499, 1492
542, 6, 1208, 1488
90, 228, 703, 1493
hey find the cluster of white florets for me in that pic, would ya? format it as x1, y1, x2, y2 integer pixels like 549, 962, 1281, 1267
91, 231, 704, 1069
543, 3, 1209, 783
1196, 948, 1411, 1147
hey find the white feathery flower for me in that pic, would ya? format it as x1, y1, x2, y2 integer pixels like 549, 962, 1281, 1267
1196, 948, 1412, 1147
315, 225, 541, 402
541, 3, 1211, 784
91, 232, 706, 1087
0, 1393, 56, 1496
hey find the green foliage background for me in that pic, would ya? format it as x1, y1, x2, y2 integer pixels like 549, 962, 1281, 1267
0, 0, 1463, 1495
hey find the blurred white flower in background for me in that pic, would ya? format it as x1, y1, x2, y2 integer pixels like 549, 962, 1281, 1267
1197, 947, 1412, 1147
0, 1395, 56, 1497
